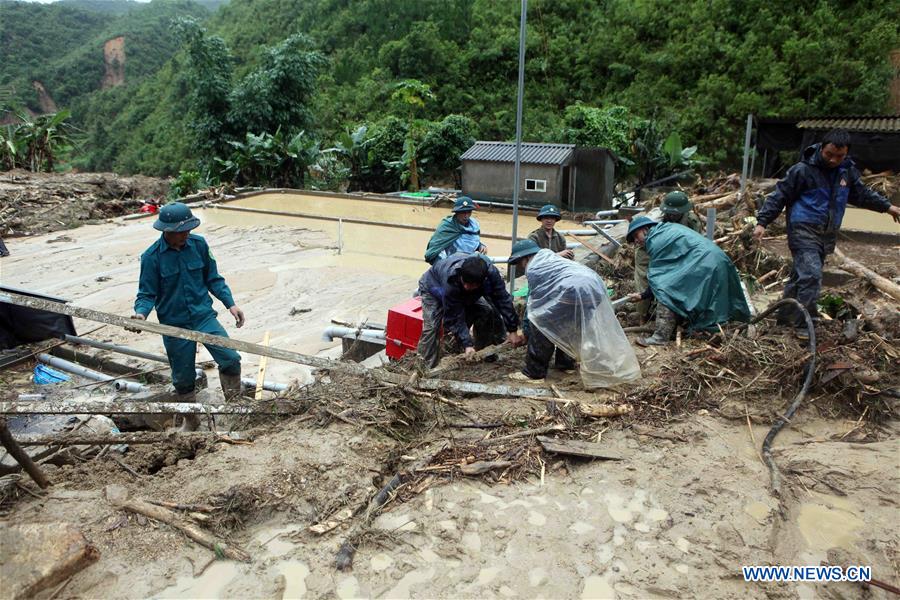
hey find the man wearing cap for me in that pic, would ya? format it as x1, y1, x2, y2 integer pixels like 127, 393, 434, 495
528, 204, 574, 259
507, 240, 641, 387
633, 191, 704, 321
131, 202, 246, 431
424, 196, 487, 264
625, 217, 750, 346
416, 252, 523, 368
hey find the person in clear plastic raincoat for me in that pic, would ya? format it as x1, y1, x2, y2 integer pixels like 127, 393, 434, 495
507, 240, 641, 389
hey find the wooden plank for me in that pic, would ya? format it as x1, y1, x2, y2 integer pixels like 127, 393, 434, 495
0, 290, 385, 381
12, 431, 247, 446
0, 400, 296, 415
255, 331, 271, 400
536, 435, 623, 460
416, 378, 553, 398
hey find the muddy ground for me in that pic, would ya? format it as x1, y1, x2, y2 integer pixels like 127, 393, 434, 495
1, 181, 899, 599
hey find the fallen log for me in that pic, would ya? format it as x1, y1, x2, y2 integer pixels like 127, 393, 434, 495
106, 488, 249, 562
832, 248, 900, 303
0, 400, 296, 415
536, 436, 623, 460
0, 417, 51, 488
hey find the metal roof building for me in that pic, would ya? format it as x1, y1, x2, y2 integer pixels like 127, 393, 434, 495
460, 141, 615, 211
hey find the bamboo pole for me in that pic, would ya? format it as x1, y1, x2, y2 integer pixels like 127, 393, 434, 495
255, 331, 270, 400
12, 432, 245, 446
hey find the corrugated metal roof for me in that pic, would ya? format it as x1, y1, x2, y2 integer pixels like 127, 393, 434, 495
460, 141, 575, 165
796, 116, 900, 133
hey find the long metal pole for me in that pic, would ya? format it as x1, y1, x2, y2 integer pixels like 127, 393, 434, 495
509, 0, 528, 295
739, 114, 753, 203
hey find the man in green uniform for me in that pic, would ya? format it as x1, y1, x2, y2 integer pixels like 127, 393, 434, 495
633, 191, 704, 320
527, 204, 574, 259
131, 203, 246, 431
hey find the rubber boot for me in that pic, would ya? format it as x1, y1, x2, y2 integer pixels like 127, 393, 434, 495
637, 308, 677, 347
220, 369, 243, 402
177, 391, 201, 432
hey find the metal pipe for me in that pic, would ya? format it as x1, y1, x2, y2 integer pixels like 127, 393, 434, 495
64, 334, 168, 364
508, 0, 528, 296
594, 210, 618, 218
321, 326, 386, 342
37, 353, 146, 392
240, 378, 288, 393
557, 229, 599, 236
706, 208, 716, 240
581, 220, 627, 226
490, 242, 582, 264
739, 114, 753, 202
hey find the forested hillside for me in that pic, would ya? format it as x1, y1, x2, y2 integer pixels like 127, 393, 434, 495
2, 0, 898, 187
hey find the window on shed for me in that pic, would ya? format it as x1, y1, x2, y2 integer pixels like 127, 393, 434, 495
525, 179, 547, 192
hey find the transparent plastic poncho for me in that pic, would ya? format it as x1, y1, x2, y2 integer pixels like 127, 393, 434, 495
526, 250, 641, 388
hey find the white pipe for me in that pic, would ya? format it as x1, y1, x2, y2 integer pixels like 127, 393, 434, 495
65, 334, 168, 363
594, 210, 618, 218
581, 220, 627, 226
37, 353, 146, 393
492, 242, 583, 264
240, 378, 288, 393
557, 229, 599, 236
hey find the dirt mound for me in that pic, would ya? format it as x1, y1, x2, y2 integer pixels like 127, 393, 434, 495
0, 169, 169, 238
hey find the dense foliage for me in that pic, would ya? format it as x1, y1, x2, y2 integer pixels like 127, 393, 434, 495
2, 0, 897, 188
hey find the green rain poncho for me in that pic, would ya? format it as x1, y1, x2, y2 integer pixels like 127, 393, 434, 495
424, 215, 481, 264
644, 223, 751, 331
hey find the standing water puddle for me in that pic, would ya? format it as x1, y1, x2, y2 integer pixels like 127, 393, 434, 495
796, 492, 864, 552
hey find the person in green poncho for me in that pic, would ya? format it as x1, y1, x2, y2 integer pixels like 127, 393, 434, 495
633, 191, 704, 321
424, 196, 487, 264
625, 217, 750, 346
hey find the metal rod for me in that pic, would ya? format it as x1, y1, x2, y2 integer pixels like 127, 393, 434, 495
706, 208, 716, 240
64, 334, 168, 364
508, 0, 528, 296
594, 210, 618, 218
739, 114, 753, 202
12, 431, 244, 446
581, 220, 627, 226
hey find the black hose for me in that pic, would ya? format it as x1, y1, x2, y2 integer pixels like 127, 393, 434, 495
749, 298, 816, 495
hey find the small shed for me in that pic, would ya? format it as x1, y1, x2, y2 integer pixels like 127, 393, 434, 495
460, 142, 615, 212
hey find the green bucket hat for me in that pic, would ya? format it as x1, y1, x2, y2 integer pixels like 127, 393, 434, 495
536, 204, 561, 220
153, 202, 200, 232
508, 239, 541, 264
661, 191, 692, 215
452, 196, 478, 213
625, 216, 657, 243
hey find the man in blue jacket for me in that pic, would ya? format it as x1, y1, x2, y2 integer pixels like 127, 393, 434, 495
131, 203, 246, 430
416, 252, 523, 367
753, 129, 899, 335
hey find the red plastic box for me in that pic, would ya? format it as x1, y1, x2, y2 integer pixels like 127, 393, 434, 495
385, 296, 425, 360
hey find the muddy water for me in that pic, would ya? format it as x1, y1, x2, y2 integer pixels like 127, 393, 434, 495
841, 207, 900, 233
199, 192, 580, 279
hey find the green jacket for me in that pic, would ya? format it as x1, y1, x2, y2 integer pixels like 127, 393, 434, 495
134, 234, 234, 326
528, 227, 567, 253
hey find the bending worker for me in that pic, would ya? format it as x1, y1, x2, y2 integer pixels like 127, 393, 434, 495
753, 128, 900, 337
508, 240, 641, 388
528, 204, 574, 259
626, 217, 750, 346
633, 191, 704, 321
131, 202, 246, 431
424, 196, 486, 264
416, 252, 523, 368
